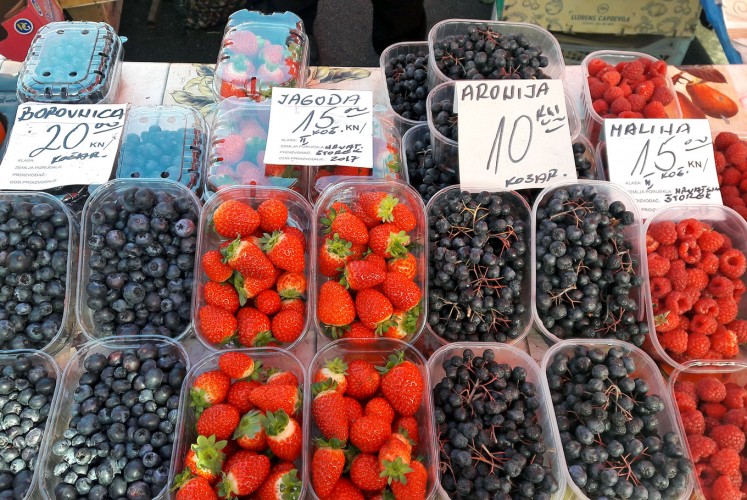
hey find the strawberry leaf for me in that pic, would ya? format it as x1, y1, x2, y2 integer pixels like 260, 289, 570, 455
376, 350, 405, 374
171, 469, 193, 490
312, 378, 337, 396
279, 469, 301, 500
380, 456, 413, 485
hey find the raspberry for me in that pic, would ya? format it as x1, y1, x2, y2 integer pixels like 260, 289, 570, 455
716, 297, 739, 324
689, 434, 717, 462
621, 60, 644, 79
733, 278, 746, 297
691, 314, 718, 336
704, 403, 729, 418
678, 238, 702, 264
715, 151, 727, 173
657, 244, 679, 261
723, 167, 742, 186
617, 111, 643, 118
647, 253, 670, 277
722, 234, 734, 250
603, 85, 624, 103
600, 70, 621, 86
676, 218, 707, 239
697, 231, 725, 253
724, 408, 747, 428
687, 333, 711, 358
711, 448, 742, 475
665, 290, 692, 314
635, 80, 654, 100
709, 276, 736, 298
681, 408, 706, 435
726, 142, 747, 166
697, 462, 719, 486
618, 82, 632, 97
720, 249, 747, 279
715, 132, 740, 151
694, 297, 719, 316
710, 425, 746, 451
589, 80, 609, 100
724, 388, 747, 409
674, 390, 697, 411
698, 377, 728, 402
648, 221, 677, 245
679, 315, 691, 332
626, 93, 647, 112
712, 329, 739, 357
688, 268, 710, 290
728, 473, 743, 490
587, 58, 609, 77
698, 252, 721, 275
728, 319, 747, 343
654, 311, 679, 332
650, 60, 668, 76
643, 101, 668, 118
712, 474, 742, 500
685, 287, 702, 305
662, 328, 688, 354
649, 276, 672, 299
650, 86, 674, 105
610, 97, 632, 114
646, 234, 660, 253
591, 98, 609, 115
676, 380, 697, 395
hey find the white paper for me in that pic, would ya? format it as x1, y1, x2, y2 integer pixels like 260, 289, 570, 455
605, 119, 722, 217
456, 80, 576, 190
0, 103, 128, 190
265, 88, 373, 168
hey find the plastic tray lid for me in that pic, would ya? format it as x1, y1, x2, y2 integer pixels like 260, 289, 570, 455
227, 9, 306, 35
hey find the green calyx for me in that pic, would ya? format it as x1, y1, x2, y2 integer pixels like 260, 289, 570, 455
221, 237, 243, 263
192, 434, 227, 473
325, 357, 348, 375
375, 317, 397, 336
320, 208, 340, 234
314, 437, 345, 449
230, 272, 248, 306
171, 469, 194, 490
189, 388, 211, 415
252, 330, 277, 347
312, 377, 338, 397
377, 195, 399, 223
217, 472, 235, 499
260, 230, 283, 253
387, 231, 411, 259
401, 304, 421, 335
265, 410, 291, 436
323, 323, 351, 340
379, 456, 413, 485
279, 469, 301, 500
376, 350, 405, 375
326, 234, 354, 259
233, 410, 263, 440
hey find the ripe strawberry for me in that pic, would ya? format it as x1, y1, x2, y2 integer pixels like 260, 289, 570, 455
323, 477, 364, 500
710, 424, 746, 452
197, 403, 240, 441
213, 200, 260, 239
378, 433, 412, 480
319, 234, 353, 277
276, 272, 306, 299
377, 350, 423, 417
322, 209, 369, 245
350, 453, 387, 492
312, 357, 348, 394
363, 253, 388, 273
218, 352, 258, 380
223, 237, 275, 279
282, 224, 307, 250
360, 192, 397, 222
365, 397, 395, 425
204, 281, 241, 313
218, 450, 270, 497
176, 475, 218, 500
350, 415, 391, 453
312, 378, 349, 442
311, 439, 346, 497
280, 298, 305, 315
202, 250, 233, 282
265, 410, 303, 461
237, 307, 274, 347
226, 379, 260, 413
255, 289, 282, 316
265, 369, 299, 386
346, 359, 380, 400
318, 281, 356, 337
233, 272, 277, 302
697, 377, 727, 402
391, 459, 427, 499
394, 416, 419, 445
249, 384, 301, 416
191, 370, 231, 411
381, 272, 421, 311
341, 259, 386, 291
199, 305, 237, 345
258, 199, 288, 233
355, 288, 394, 332
342, 322, 377, 343
256, 462, 300, 500
271, 309, 304, 344
344, 396, 364, 423
184, 435, 226, 484
387, 253, 417, 280
261, 230, 305, 273
391, 203, 416, 232
233, 410, 266, 451
368, 223, 410, 259
383, 307, 420, 340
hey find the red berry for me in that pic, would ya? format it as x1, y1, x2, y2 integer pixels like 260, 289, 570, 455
690, 314, 718, 336
688, 268, 710, 290
716, 297, 739, 324
587, 58, 609, 77
681, 409, 706, 435
592, 98, 609, 115
720, 249, 747, 279
728, 319, 747, 343
688, 434, 717, 462
698, 252, 721, 275
649, 221, 677, 245
651, 86, 674, 105
603, 86, 624, 103
634, 80, 655, 100
649, 277, 672, 299
600, 70, 621, 86
665, 290, 692, 315
647, 253, 670, 277
711, 448, 741, 475
643, 101, 667, 118
726, 142, 747, 166
627, 94, 647, 112
589, 80, 609, 100
697, 377, 727, 402
715, 132, 741, 151
704, 402, 729, 418
610, 97, 632, 114
687, 333, 711, 358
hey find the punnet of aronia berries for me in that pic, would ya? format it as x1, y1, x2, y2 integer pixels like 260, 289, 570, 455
713, 132, 747, 221
315, 188, 424, 342
197, 194, 310, 348
309, 348, 429, 499
172, 351, 303, 499
673, 374, 747, 499
647, 218, 747, 362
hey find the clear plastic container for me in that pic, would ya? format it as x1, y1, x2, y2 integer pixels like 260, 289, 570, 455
0, 192, 77, 355
194, 185, 313, 351
205, 98, 307, 198
427, 19, 565, 89
531, 180, 649, 344
425, 81, 458, 167
37, 335, 190, 500
425, 185, 532, 347
306, 338, 435, 499
566, 91, 581, 142
213, 11, 308, 101
17, 21, 124, 104
580, 50, 683, 145
402, 123, 460, 204
430, 342, 566, 499
117, 105, 206, 194
540, 339, 693, 500
642, 204, 747, 372
170, 347, 305, 499
307, 116, 405, 203
312, 179, 428, 343
379, 41, 430, 136
76, 179, 201, 342
572, 135, 599, 181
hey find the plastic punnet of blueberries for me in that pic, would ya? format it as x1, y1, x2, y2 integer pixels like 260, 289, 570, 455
385, 49, 429, 122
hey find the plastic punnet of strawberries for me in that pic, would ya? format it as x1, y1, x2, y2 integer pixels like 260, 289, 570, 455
316, 191, 423, 341
673, 375, 747, 499
647, 218, 747, 362
197, 197, 308, 347
714, 132, 747, 221
309, 349, 428, 499
172, 352, 303, 499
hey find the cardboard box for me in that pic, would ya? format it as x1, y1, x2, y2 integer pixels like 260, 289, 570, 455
501, 0, 701, 37
555, 32, 693, 65
62, 0, 123, 30
0, 0, 63, 61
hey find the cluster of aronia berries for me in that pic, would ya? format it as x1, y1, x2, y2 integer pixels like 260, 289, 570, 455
714, 132, 747, 220
647, 218, 747, 362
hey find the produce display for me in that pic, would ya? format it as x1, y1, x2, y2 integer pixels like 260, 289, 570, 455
714, 132, 747, 220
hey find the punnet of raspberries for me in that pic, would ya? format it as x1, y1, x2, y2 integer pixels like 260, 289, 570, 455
316, 190, 423, 341
647, 218, 747, 362
309, 348, 428, 499
586, 56, 674, 119
197, 196, 309, 347
172, 351, 303, 499
674, 375, 747, 499
713, 132, 747, 221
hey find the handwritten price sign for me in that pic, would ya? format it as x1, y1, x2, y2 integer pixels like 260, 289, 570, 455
265, 88, 373, 168
604, 119, 722, 217
456, 80, 576, 190
0, 103, 128, 190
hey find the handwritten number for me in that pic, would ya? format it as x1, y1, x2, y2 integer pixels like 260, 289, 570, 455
654, 136, 676, 172
29, 125, 62, 158
487, 115, 535, 174
293, 111, 314, 134
631, 140, 650, 177
487, 117, 506, 174
63, 123, 88, 150
508, 115, 532, 163
316, 108, 336, 129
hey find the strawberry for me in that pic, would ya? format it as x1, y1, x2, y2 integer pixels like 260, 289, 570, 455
391, 203, 416, 232
258, 199, 288, 233
363, 253, 388, 273
226, 379, 260, 413
232, 271, 277, 302
199, 305, 237, 345
176, 475, 218, 500
265, 369, 300, 386
282, 224, 307, 250
255, 289, 282, 315
218, 351, 258, 380
341, 259, 386, 290
342, 322, 377, 343
265, 410, 303, 461
350, 453, 387, 492
271, 309, 305, 344
312, 357, 348, 394
190, 370, 231, 411
256, 462, 301, 500
202, 250, 233, 282
196, 403, 240, 441
382, 272, 421, 311
355, 288, 394, 332
322, 209, 369, 245
184, 435, 227, 484
394, 416, 419, 446
346, 359, 380, 400
364, 397, 395, 425
344, 397, 364, 423
249, 384, 301, 416
368, 223, 410, 259
222, 237, 275, 279
319, 234, 353, 277
261, 230, 305, 273
237, 307, 274, 347
378, 433, 412, 480
360, 192, 398, 222
317, 281, 356, 337
377, 351, 423, 417
387, 253, 417, 280
322, 477, 364, 500
311, 439, 346, 497
351, 202, 379, 229
213, 200, 260, 239
383, 307, 420, 340
218, 450, 270, 497
233, 409, 267, 451
350, 415, 391, 453
312, 379, 349, 442
276, 272, 306, 299
391, 459, 427, 499
280, 298, 305, 315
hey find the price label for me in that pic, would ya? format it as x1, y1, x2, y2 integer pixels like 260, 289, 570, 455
0, 103, 128, 190
265, 88, 373, 168
604, 119, 722, 217
456, 80, 576, 190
